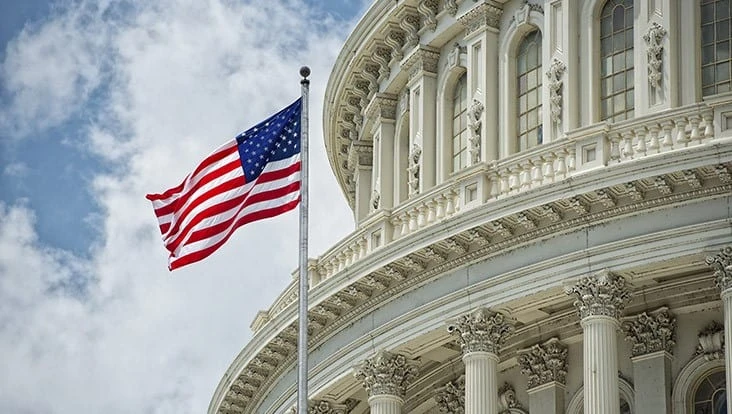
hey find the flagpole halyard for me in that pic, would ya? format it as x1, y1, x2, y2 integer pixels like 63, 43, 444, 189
297, 66, 311, 414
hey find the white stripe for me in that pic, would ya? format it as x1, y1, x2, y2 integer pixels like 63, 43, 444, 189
170, 189, 301, 262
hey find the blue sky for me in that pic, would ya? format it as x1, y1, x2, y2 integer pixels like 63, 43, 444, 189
0, 0, 363, 412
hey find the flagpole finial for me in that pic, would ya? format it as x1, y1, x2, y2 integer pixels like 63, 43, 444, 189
300, 66, 311, 83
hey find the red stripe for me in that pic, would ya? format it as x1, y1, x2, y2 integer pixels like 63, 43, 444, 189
166, 180, 301, 253
153, 158, 243, 218
168, 197, 301, 270
145, 143, 238, 202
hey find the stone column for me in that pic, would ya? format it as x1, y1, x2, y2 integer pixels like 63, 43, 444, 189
459, 1, 503, 161
355, 350, 419, 414
565, 270, 631, 414
622, 307, 676, 414
447, 308, 514, 414
348, 140, 373, 222
517, 337, 568, 414
705, 246, 732, 413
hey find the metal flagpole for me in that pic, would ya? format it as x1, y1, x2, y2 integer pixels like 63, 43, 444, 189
297, 66, 310, 414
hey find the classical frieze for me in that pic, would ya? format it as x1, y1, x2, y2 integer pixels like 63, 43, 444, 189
696, 321, 725, 361
458, 1, 503, 36
434, 375, 465, 414
447, 308, 514, 354
565, 270, 631, 319
355, 350, 419, 398
622, 307, 676, 357
365, 93, 397, 123
706, 246, 732, 293
402, 46, 440, 81
517, 337, 568, 389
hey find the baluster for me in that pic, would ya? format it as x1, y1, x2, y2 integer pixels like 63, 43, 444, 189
417, 205, 428, 228
445, 191, 456, 215
609, 133, 621, 162
400, 213, 410, 236
520, 162, 531, 190
391, 217, 402, 239
489, 170, 500, 199
509, 167, 520, 192
542, 154, 555, 183
337, 253, 345, 272
647, 124, 660, 152
408, 208, 418, 231
500, 168, 511, 196
531, 158, 543, 186
555, 151, 567, 177
435, 195, 446, 219
675, 117, 689, 147
567, 147, 577, 172
689, 114, 701, 144
621, 130, 635, 160
426, 200, 437, 223
359, 238, 368, 258
661, 120, 674, 148
703, 112, 714, 138
634, 126, 647, 155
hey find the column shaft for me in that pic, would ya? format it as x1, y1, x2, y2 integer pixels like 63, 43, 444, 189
368, 395, 403, 414
464, 351, 498, 414
582, 315, 620, 414
723, 290, 732, 414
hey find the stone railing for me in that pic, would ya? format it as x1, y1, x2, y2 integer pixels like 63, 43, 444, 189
250, 103, 718, 332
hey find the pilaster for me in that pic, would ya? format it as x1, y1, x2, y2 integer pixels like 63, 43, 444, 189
366, 94, 398, 211
636, 0, 679, 113
459, 1, 503, 162
355, 350, 419, 414
565, 270, 631, 414
623, 307, 676, 414
447, 308, 514, 414
705, 246, 732, 414
517, 337, 567, 414
348, 140, 373, 222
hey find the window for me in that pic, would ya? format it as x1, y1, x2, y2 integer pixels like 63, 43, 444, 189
600, 0, 634, 122
517, 30, 543, 152
701, 0, 732, 96
452, 74, 468, 172
693, 370, 727, 414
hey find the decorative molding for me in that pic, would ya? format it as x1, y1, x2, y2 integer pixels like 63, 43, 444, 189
643, 22, 667, 89
444, 0, 459, 16
308, 400, 347, 414
512, 1, 543, 26
546, 58, 566, 124
365, 93, 398, 122
446, 42, 467, 71
517, 337, 568, 389
565, 269, 631, 320
417, 0, 439, 32
408, 142, 422, 197
498, 383, 526, 414
696, 321, 725, 361
347, 140, 373, 170
371, 44, 392, 83
371, 189, 381, 211
398, 8, 421, 52
354, 350, 419, 398
402, 47, 440, 81
434, 375, 465, 414
385, 26, 406, 65
705, 246, 732, 293
622, 307, 676, 357
447, 308, 514, 355
458, 1, 503, 36
467, 99, 484, 164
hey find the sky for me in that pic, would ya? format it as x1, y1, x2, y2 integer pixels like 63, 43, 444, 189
0, 0, 366, 412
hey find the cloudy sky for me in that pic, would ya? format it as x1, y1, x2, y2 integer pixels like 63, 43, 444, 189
0, 0, 364, 412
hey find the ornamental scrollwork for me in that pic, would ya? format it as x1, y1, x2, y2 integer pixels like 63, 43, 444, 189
467, 99, 484, 164
447, 308, 514, 355
643, 22, 667, 89
417, 0, 438, 32
565, 269, 631, 320
307, 400, 347, 414
354, 350, 419, 398
444, 0, 458, 16
517, 337, 568, 389
434, 375, 465, 414
546, 58, 566, 124
622, 307, 676, 357
706, 246, 732, 293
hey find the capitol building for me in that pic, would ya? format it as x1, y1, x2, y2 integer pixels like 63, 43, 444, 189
209, 0, 732, 413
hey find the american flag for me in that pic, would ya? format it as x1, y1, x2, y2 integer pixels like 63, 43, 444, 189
146, 98, 302, 270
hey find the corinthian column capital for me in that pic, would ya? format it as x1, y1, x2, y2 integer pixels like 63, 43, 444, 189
565, 270, 631, 320
517, 337, 568, 389
354, 350, 419, 398
706, 246, 732, 293
434, 375, 465, 414
622, 307, 676, 357
447, 308, 514, 355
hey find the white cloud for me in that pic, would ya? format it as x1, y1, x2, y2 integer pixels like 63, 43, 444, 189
3, 161, 29, 177
0, 0, 355, 413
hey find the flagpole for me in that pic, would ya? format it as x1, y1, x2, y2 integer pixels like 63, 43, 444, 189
297, 66, 310, 414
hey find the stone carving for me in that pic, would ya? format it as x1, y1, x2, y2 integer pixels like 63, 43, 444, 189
447, 308, 514, 354
643, 22, 667, 89
403, 47, 440, 80
366, 93, 397, 122
444, 0, 458, 16
355, 350, 419, 398
546, 58, 566, 124
622, 307, 676, 357
434, 375, 465, 414
458, 2, 503, 35
446, 42, 466, 71
385, 28, 405, 64
408, 142, 422, 196
706, 246, 732, 293
308, 400, 347, 414
399, 89, 410, 115
399, 11, 421, 52
372, 46, 392, 83
696, 321, 725, 361
371, 189, 380, 211
512, 1, 543, 26
565, 270, 631, 320
467, 99, 484, 164
498, 383, 526, 414
418, 0, 439, 32
517, 337, 568, 388
362, 62, 381, 96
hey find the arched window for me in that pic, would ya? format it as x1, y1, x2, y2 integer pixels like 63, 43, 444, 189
600, 0, 634, 122
517, 30, 543, 152
701, 0, 731, 96
693, 369, 727, 413
452, 74, 468, 173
